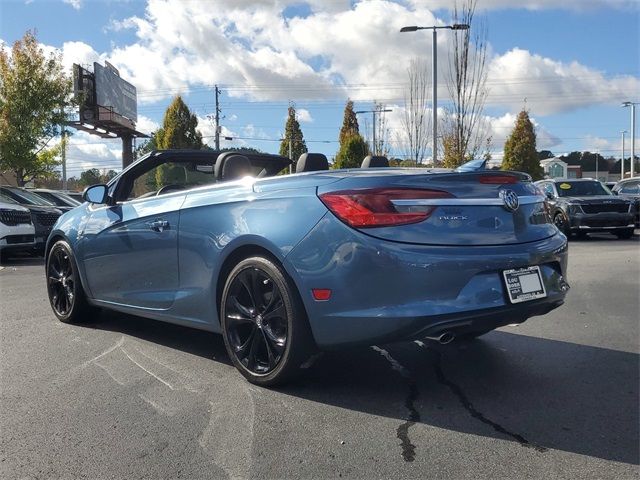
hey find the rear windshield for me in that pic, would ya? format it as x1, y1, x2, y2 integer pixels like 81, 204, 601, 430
555, 181, 611, 197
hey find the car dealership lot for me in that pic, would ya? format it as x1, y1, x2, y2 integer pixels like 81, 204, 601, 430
1, 234, 638, 479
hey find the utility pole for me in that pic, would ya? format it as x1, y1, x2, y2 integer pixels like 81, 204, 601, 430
621, 130, 627, 180
214, 85, 221, 150
623, 101, 637, 178
61, 125, 67, 190
355, 105, 392, 155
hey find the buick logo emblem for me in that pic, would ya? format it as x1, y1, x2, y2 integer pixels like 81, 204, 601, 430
499, 189, 519, 212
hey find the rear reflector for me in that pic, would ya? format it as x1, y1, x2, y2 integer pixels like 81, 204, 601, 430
312, 289, 332, 301
319, 188, 453, 228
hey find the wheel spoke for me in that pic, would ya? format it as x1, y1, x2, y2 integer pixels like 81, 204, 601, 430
260, 328, 277, 369
234, 326, 257, 360
245, 330, 263, 371
229, 296, 254, 320
262, 326, 285, 355
263, 301, 285, 322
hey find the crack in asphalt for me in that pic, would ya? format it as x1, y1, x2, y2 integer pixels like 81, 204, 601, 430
371, 346, 420, 462
415, 341, 547, 453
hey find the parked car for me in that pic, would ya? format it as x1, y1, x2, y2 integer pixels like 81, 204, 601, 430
611, 177, 640, 227
62, 191, 84, 203
0, 196, 36, 262
28, 188, 81, 211
0, 187, 63, 253
535, 178, 635, 239
45, 149, 570, 386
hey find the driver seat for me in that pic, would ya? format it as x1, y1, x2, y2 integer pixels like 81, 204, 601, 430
215, 152, 252, 181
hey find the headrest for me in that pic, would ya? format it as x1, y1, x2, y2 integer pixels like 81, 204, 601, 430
361, 155, 389, 168
215, 152, 252, 181
296, 153, 329, 173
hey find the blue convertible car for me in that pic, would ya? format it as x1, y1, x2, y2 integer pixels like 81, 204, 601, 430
46, 150, 569, 385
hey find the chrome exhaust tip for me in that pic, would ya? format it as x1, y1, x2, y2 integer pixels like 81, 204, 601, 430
438, 332, 455, 345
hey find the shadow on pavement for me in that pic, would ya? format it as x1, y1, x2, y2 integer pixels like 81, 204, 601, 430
75, 310, 639, 465
82, 310, 231, 366
282, 332, 639, 465
0, 254, 44, 267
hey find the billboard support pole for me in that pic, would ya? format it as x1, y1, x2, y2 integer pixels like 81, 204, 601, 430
122, 134, 134, 168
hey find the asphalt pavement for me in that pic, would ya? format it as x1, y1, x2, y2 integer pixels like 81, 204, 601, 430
1, 233, 638, 479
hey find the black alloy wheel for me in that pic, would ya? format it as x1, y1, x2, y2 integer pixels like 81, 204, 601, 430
46, 240, 93, 323
221, 256, 313, 386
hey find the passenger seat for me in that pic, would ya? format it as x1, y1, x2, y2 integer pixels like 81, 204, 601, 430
215, 152, 252, 181
296, 153, 329, 173
361, 155, 389, 168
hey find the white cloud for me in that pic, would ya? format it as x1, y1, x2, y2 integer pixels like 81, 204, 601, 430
296, 108, 314, 123
487, 48, 640, 115
62, 0, 82, 10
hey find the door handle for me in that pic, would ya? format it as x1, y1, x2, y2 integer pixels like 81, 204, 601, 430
148, 220, 169, 232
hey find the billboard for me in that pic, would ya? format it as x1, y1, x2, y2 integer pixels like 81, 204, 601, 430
93, 62, 137, 122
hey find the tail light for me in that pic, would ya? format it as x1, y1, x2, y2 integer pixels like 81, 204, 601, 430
319, 188, 453, 228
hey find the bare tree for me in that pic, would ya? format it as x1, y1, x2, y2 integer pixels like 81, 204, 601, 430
399, 58, 431, 166
373, 102, 391, 157
442, 0, 489, 168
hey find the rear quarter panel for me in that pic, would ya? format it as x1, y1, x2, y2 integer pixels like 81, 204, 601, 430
171, 181, 329, 331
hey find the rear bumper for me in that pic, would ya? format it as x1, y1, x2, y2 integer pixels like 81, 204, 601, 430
285, 215, 569, 348
568, 212, 634, 232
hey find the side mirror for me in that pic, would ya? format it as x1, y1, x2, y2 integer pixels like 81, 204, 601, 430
545, 191, 555, 200
83, 184, 108, 204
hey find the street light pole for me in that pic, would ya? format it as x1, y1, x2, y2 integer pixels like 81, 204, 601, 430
400, 23, 469, 165
355, 106, 392, 155
621, 130, 627, 180
623, 101, 637, 178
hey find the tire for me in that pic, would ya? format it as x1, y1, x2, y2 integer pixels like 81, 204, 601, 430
553, 212, 570, 236
614, 228, 635, 239
46, 240, 96, 323
220, 256, 313, 386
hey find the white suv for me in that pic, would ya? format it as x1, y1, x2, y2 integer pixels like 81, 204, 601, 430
0, 199, 36, 262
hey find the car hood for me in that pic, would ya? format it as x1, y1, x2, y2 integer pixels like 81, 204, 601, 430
20, 205, 63, 215
561, 195, 630, 204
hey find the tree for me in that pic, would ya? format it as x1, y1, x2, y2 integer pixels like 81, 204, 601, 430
155, 96, 202, 149
135, 132, 158, 158
333, 133, 368, 169
537, 150, 554, 160
399, 58, 431, 166
78, 168, 102, 187
442, 0, 489, 166
0, 31, 74, 185
338, 100, 360, 145
502, 110, 543, 180
279, 105, 307, 161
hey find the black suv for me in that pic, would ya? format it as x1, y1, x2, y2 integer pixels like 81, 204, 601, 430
535, 178, 635, 239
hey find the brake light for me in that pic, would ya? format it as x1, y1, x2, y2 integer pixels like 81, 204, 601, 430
478, 174, 519, 184
319, 188, 452, 228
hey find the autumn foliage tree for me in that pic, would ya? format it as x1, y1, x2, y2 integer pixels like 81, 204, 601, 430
501, 110, 543, 180
0, 31, 74, 185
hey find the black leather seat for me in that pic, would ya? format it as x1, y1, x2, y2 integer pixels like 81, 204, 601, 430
361, 155, 389, 168
215, 152, 252, 181
296, 153, 329, 173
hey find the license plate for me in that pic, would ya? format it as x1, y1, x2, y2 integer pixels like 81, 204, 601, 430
502, 266, 547, 304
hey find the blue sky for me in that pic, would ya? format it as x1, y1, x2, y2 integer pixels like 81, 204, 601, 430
1, 0, 639, 176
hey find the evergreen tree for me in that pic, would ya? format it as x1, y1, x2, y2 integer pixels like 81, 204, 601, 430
333, 134, 368, 169
155, 96, 202, 187
155, 96, 202, 150
501, 110, 543, 180
338, 100, 359, 145
279, 105, 307, 161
